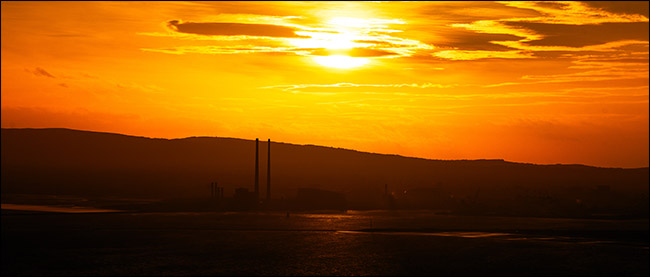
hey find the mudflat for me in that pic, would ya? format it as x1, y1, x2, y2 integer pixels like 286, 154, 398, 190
2, 210, 648, 276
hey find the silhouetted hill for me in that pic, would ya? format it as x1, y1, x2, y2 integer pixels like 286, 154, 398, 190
2, 128, 648, 216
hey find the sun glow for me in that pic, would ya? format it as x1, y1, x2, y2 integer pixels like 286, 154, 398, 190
312, 55, 370, 69
291, 31, 367, 49
328, 17, 374, 28
327, 17, 405, 28
286, 15, 402, 69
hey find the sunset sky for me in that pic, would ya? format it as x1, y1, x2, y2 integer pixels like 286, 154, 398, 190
1, 1, 648, 168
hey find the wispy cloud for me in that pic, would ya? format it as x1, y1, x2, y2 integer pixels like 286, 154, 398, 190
27, 67, 55, 78
433, 50, 534, 60
261, 82, 459, 92
141, 45, 312, 55
499, 1, 649, 25
167, 20, 307, 38
435, 1, 649, 61
141, 13, 434, 60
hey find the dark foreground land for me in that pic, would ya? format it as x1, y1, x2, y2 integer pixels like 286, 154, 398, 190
2, 209, 648, 276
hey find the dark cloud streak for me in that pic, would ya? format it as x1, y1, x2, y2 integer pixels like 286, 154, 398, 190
168, 20, 307, 38
582, 1, 649, 17
432, 31, 525, 51
505, 22, 649, 47
27, 67, 56, 78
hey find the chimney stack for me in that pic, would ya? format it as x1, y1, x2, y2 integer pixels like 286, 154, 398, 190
255, 138, 259, 201
267, 139, 271, 201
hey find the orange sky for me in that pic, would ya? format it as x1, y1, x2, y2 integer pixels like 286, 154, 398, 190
1, 1, 648, 168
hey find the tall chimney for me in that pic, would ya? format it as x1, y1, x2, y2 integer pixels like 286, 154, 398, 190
255, 138, 259, 201
267, 139, 271, 201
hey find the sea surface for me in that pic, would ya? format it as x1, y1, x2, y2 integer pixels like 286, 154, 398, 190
1, 204, 648, 276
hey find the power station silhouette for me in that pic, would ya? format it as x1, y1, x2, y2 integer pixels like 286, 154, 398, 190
253, 138, 272, 203
227, 138, 271, 210
209, 138, 346, 211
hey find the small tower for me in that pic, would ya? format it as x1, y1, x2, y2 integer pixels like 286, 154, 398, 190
255, 138, 259, 202
267, 139, 271, 201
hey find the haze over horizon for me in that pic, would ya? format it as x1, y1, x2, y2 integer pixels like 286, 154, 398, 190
2, 1, 648, 168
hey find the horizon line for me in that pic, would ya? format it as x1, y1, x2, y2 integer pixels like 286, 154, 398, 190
2, 127, 648, 170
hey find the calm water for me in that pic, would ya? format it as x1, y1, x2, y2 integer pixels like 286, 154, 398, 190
1, 203, 120, 213
2, 209, 648, 275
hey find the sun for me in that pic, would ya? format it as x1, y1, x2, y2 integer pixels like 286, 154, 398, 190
312, 55, 370, 69
286, 16, 381, 69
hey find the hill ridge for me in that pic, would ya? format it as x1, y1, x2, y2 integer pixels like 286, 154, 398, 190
1, 127, 648, 216
3, 127, 639, 170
